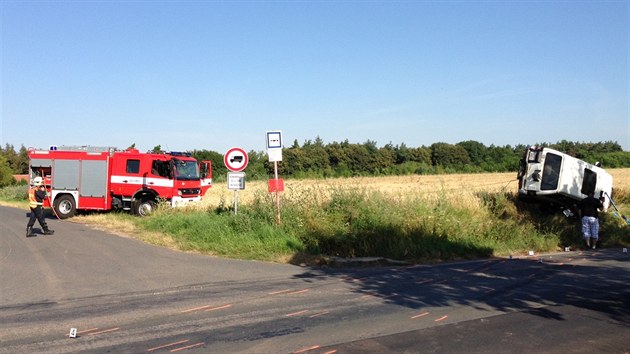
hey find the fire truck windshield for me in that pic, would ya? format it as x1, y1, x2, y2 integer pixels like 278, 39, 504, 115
173, 159, 200, 180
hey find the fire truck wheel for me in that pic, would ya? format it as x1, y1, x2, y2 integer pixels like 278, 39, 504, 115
134, 198, 156, 217
54, 195, 76, 219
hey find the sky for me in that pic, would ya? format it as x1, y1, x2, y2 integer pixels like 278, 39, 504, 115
1, 1, 628, 154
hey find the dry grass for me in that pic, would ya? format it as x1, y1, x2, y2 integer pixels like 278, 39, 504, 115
202, 172, 519, 209
3, 169, 629, 213
610, 168, 630, 191
202, 168, 630, 209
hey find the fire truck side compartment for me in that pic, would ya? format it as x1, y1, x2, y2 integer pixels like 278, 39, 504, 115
80, 160, 108, 197
53, 160, 80, 190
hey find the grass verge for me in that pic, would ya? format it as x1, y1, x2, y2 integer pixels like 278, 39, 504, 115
2, 183, 629, 265
134, 186, 630, 264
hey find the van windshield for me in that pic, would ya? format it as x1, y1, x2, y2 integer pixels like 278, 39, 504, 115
173, 159, 199, 181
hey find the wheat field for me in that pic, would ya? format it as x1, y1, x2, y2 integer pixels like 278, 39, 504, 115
201, 168, 630, 209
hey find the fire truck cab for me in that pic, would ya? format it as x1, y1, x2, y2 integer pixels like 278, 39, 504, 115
517, 145, 612, 211
28, 146, 212, 218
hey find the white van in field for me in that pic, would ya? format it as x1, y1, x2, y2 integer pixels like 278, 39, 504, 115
517, 145, 612, 211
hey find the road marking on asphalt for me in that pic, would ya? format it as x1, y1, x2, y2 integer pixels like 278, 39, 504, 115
170, 342, 204, 352
286, 310, 309, 317
269, 289, 294, 295
411, 311, 430, 319
180, 305, 214, 313
204, 304, 232, 312
147, 339, 190, 352
293, 345, 320, 353
286, 289, 310, 295
309, 311, 330, 318
435, 315, 448, 322
180, 303, 232, 313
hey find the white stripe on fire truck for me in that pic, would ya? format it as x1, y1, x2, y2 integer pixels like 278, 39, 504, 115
110, 175, 174, 188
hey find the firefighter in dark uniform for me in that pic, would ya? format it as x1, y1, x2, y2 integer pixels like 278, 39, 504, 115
26, 176, 54, 237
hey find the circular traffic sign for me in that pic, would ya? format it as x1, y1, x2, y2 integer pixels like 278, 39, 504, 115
224, 147, 249, 172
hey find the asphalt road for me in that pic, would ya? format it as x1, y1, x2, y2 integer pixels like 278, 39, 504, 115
1, 205, 629, 353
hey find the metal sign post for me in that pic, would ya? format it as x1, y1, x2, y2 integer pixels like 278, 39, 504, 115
274, 161, 280, 224
266, 131, 283, 225
227, 172, 246, 215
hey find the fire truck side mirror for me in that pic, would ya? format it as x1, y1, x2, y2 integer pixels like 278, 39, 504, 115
200, 164, 207, 179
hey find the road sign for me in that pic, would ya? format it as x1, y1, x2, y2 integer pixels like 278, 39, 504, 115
268, 178, 284, 193
224, 147, 248, 172
227, 172, 246, 190
266, 130, 283, 162
266, 131, 282, 149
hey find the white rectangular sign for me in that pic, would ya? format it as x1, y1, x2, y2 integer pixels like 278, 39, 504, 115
266, 130, 282, 149
227, 172, 246, 190
267, 149, 282, 162
266, 130, 283, 162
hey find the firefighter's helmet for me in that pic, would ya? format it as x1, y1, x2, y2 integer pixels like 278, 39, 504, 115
32, 176, 43, 186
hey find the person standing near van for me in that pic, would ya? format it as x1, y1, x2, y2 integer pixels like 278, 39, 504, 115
26, 176, 54, 237
579, 191, 604, 249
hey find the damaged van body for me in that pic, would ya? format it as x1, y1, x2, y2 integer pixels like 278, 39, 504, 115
517, 145, 612, 211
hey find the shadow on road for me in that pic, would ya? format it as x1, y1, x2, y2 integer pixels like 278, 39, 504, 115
291, 251, 630, 326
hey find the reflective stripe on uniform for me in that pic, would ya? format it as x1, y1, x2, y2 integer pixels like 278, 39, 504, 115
28, 187, 43, 208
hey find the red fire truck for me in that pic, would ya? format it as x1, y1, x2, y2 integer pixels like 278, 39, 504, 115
28, 146, 212, 218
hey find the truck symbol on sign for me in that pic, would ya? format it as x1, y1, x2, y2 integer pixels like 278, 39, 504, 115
230, 156, 243, 163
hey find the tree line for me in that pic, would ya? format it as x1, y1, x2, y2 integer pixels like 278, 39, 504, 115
193, 139, 630, 180
1, 139, 628, 187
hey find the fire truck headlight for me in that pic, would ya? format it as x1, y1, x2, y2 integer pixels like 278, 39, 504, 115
178, 190, 183, 196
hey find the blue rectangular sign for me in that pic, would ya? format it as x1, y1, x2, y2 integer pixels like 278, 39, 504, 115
266, 131, 282, 149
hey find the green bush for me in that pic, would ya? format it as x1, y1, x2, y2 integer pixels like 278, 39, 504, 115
0, 184, 28, 201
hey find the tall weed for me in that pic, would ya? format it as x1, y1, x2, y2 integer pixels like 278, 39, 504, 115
137, 184, 629, 263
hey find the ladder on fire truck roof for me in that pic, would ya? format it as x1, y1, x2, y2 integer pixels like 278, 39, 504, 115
51, 145, 116, 153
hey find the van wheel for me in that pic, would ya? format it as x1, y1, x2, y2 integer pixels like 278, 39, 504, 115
134, 198, 156, 217
54, 195, 76, 219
